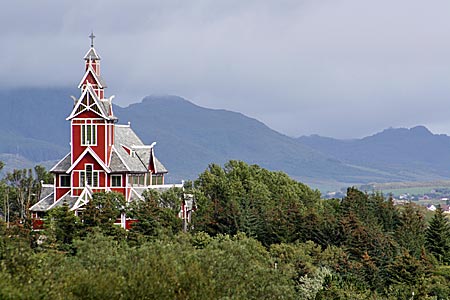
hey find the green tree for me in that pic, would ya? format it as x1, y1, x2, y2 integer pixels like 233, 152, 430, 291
129, 189, 182, 238
193, 160, 320, 245
385, 250, 430, 298
1, 166, 49, 226
425, 207, 450, 264
33, 165, 53, 202
395, 203, 426, 258
45, 202, 82, 251
82, 192, 126, 237
4, 169, 34, 223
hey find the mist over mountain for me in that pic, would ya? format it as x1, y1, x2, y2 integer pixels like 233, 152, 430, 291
1, 87, 450, 190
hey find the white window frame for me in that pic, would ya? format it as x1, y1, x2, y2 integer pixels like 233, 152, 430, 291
81, 124, 97, 146
111, 174, 122, 187
79, 164, 100, 187
60, 174, 71, 187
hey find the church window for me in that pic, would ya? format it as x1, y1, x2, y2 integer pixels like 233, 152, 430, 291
152, 174, 163, 185
93, 171, 99, 187
60, 175, 70, 187
81, 124, 96, 145
130, 174, 145, 186
111, 175, 122, 187
79, 164, 99, 187
80, 172, 85, 187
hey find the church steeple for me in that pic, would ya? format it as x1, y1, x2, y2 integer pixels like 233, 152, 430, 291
79, 32, 106, 98
68, 33, 116, 167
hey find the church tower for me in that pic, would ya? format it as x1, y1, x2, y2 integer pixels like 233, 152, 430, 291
64, 33, 117, 198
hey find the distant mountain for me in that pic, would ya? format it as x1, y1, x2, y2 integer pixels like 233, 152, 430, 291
0, 88, 75, 174
297, 126, 450, 182
2, 87, 450, 190
113, 95, 384, 186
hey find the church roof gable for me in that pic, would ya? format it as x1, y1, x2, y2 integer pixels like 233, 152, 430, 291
83, 47, 101, 61
66, 147, 111, 174
153, 155, 168, 174
67, 84, 112, 120
77, 66, 107, 89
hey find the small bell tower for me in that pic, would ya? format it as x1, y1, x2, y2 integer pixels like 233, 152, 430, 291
79, 32, 105, 99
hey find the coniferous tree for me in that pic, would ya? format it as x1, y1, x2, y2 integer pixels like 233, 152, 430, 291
425, 207, 450, 264
129, 189, 182, 237
45, 202, 82, 251
82, 192, 127, 238
395, 203, 426, 258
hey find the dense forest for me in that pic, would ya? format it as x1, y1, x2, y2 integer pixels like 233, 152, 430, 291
2, 160, 450, 299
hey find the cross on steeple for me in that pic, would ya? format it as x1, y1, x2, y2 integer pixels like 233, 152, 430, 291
89, 32, 96, 48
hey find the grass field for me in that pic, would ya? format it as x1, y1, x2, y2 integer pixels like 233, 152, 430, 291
359, 180, 450, 197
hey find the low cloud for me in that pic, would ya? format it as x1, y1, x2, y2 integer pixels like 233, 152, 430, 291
2, 0, 450, 138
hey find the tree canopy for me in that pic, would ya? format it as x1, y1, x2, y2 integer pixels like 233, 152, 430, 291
1, 160, 450, 298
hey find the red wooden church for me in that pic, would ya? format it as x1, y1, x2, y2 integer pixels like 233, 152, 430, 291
30, 34, 193, 229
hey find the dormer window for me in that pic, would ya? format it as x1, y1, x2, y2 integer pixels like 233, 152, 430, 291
60, 175, 71, 187
81, 124, 96, 146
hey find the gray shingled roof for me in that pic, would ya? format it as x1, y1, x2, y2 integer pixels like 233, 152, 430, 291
49, 194, 78, 210
113, 125, 150, 173
109, 151, 130, 172
112, 125, 168, 174
96, 75, 107, 88
51, 153, 71, 173
153, 155, 168, 174
30, 186, 79, 212
99, 98, 115, 118
129, 188, 145, 201
130, 185, 179, 200
30, 191, 54, 212
40, 184, 54, 200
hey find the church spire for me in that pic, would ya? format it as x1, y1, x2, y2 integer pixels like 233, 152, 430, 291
79, 32, 107, 97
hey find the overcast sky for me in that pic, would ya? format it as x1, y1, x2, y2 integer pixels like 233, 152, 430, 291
2, 0, 450, 138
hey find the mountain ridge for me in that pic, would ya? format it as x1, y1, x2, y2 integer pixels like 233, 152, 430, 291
1, 87, 450, 191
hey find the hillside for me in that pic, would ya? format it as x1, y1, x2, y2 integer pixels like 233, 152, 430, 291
114, 95, 384, 186
2, 87, 450, 190
298, 126, 450, 182
0, 88, 74, 174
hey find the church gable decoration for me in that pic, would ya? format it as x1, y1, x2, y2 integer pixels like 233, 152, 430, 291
67, 84, 111, 120
66, 147, 111, 174
78, 66, 107, 89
